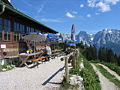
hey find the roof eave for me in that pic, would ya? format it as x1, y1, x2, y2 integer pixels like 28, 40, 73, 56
0, 1, 58, 34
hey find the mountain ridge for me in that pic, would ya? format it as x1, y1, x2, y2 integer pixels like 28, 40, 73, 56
76, 29, 120, 56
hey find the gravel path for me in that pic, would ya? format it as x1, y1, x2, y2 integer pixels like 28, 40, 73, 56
91, 64, 118, 90
0, 57, 66, 90
99, 64, 120, 81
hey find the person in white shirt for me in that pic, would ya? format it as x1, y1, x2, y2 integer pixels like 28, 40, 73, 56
45, 44, 52, 61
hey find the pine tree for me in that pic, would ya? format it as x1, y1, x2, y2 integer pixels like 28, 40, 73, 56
101, 47, 107, 62
98, 47, 102, 61
117, 56, 120, 66
114, 54, 118, 64
92, 45, 97, 60
107, 49, 115, 63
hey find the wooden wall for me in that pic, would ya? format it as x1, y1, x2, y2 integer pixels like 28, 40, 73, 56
0, 42, 19, 58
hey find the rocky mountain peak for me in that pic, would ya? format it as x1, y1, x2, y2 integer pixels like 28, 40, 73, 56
76, 29, 120, 56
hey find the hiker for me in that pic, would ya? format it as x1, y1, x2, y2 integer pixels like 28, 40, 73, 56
68, 55, 74, 66
65, 47, 71, 55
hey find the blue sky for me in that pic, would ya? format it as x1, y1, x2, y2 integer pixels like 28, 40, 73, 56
11, 0, 120, 35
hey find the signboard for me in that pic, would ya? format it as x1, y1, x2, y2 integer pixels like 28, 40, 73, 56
1, 44, 6, 49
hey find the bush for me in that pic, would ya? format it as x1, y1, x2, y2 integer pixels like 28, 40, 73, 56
60, 58, 64, 61
0, 64, 14, 72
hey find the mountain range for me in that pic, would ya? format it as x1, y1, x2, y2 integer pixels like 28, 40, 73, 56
76, 29, 120, 56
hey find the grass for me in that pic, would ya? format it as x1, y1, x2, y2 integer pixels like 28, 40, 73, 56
101, 62, 120, 76
96, 65, 120, 88
61, 52, 81, 89
61, 52, 101, 90
91, 60, 120, 76
0, 64, 14, 72
80, 58, 101, 90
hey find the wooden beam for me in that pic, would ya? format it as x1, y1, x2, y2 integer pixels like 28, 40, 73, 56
7, 19, 8, 41
15, 22, 17, 41
24, 24, 27, 34
2, 18, 4, 41
10, 19, 14, 42
65, 57, 69, 83
19, 23, 20, 40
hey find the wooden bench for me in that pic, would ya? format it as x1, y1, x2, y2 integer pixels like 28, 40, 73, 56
32, 56, 46, 62
51, 52, 60, 59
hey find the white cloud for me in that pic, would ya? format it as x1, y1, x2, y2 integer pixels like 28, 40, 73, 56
87, 0, 120, 13
80, 4, 84, 8
41, 18, 61, 22
21, 0, 33, 7
96, 2, 111, 12
87, 14, 91, 17
95, 12, 99, 15
72, 11, 78, 14
104, 0, 120, 5
37, 4, 44, 13
88, 0, 96, 7
66, 12, 75, 18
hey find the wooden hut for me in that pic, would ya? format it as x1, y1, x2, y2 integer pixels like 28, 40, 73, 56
0, 0, 58, 58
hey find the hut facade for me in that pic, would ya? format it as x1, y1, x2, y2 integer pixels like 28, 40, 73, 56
0, 0, 58, 58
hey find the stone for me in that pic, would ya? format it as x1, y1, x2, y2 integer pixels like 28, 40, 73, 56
70, 75, 84, 90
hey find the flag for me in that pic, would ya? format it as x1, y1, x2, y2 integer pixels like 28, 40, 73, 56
71, 24, 75, 40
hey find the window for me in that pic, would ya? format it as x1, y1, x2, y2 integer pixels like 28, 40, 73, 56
4, 19, 11, 41
8, 21, 10, 40
14, 22, 17, 41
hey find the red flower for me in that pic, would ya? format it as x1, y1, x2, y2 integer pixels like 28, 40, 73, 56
3, 52, 7, 56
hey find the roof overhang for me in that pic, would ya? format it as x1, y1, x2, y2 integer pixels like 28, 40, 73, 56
0, 1, 58, 34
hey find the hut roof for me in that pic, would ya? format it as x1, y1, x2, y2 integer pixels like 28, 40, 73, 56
0, 1, 58, 34
1, 0, 13, 7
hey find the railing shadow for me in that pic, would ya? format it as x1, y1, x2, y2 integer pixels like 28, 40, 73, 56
42, 66, 65, 86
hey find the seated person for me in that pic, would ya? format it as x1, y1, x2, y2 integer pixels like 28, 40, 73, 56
43, 44, 52, 61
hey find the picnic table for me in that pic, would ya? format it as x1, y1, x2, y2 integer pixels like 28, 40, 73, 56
51, 50, 61, 58
19, 52, 42, 67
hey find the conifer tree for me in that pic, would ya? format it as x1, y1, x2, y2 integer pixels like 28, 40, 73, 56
92, 45, 97, 60
107, 49, 114, 63
98, 47, 102, 61
117, 56, 120, 66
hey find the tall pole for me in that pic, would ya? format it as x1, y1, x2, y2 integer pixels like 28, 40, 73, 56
65, 57, 69, 83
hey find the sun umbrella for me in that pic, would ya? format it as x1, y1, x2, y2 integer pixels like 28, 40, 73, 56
23, 34, 47, 42
46, 33, 58, 38
23, 34, 47, 52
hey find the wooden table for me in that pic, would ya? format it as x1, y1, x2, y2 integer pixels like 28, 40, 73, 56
51, 50, 61, 58
19, 52, 42, 67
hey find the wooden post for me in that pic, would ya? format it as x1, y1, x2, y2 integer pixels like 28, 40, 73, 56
65, 57, 69, 83
2, 18, 4, 41
74, 52, 76, 69
24, 24, 27, 34
19, 23, 20, 40
10, 19, 14, 42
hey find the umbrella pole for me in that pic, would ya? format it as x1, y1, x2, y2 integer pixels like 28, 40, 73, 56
34, 41, 35, 53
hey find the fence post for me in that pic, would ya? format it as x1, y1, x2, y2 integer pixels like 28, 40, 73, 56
65, 56, 69, 83
73, 52, 76, 69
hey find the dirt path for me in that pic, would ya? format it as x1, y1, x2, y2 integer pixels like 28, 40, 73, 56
98, 64, 120, 81
0, 56, 66, 90
91, 64, 118, 90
